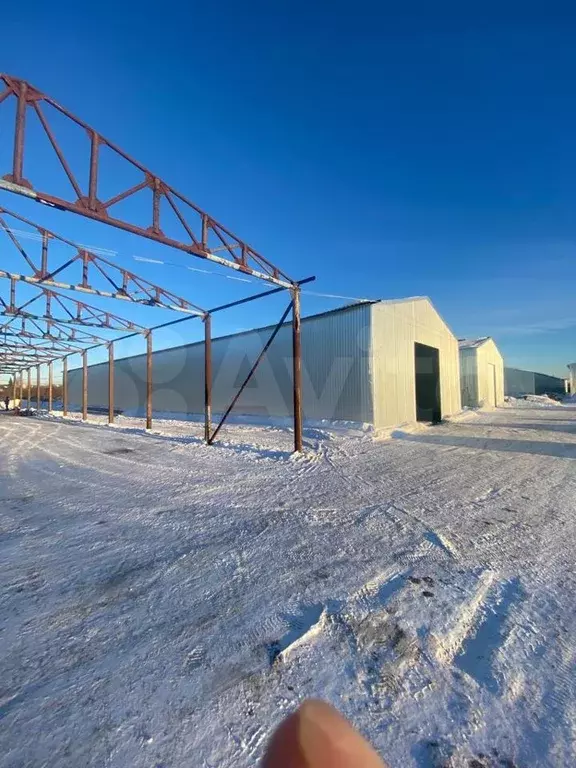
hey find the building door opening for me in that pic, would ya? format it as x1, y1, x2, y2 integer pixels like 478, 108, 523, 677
415, 343, 442, 423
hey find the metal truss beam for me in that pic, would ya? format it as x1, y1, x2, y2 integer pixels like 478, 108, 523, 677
1, 336, 83, 355
0, 280, 145, 332
0, 315, 109, 345
0, 74, 294, 288
0, 207, 205, 315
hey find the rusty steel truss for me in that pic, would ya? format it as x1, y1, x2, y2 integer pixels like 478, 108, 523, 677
0, 74, 313, 451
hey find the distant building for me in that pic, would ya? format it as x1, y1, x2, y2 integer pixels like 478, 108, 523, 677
68, 297, 462, 431
504, 367, 566, 397
458, 337, 504, 408
567, 363, 576, 394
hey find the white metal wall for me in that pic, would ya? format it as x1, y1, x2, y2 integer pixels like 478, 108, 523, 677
504, 367, 566, 396
504, 367, 536, 396
459, 339, 504, 408
68, 298, 462, 430
459, 349, 478, 407
568, 364, 576, 394
370, 298, 461, 429
67, 303, 373, 424
476, 339, 505, 407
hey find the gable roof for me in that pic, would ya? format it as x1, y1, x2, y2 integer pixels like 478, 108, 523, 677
458, 337, 491, 350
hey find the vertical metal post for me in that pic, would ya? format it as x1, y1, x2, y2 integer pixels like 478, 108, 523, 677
108, 342, 115, 425
146, 331, 153, 430
81, 251, 90, 287
292, 287, 303, 453
27, 368, 31, 409
204, 313, 212, 444
48, 361, 53, 412
12, 81, 27, 185
62, 356, 68, 415
41, 231, 48, 276
36, 365, 41, 412
152, 178, 161, 233
82, 351, 88, 421
88, 132, 99, 210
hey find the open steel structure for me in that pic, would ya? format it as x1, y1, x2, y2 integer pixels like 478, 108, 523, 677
0, 74, 312, 451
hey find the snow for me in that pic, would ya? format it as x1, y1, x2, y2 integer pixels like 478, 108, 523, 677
503, 394, 564, 408
1, 403, 576, 767
458, 337, 490, 349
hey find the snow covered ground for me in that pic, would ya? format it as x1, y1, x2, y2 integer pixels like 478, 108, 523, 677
1, 404, 575, 767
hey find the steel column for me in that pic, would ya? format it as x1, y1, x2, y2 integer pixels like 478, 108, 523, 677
82, 350, 88, 420
88, 132, 99, 210
36, 364, 40, 412
204, 313, 212, 444
62, 356, 68, 415
48, 361, 53, 412
27, 368, 31, 409
146, 331, 152, 430
292, 287, 303, 453
41, 230, 48, 276
12, 81, 27, 185
108, 342, 114, 425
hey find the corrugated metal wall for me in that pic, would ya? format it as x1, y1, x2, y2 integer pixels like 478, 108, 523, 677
460, 340, 504, 408
459, 349, 478, 407
504, 367, 565, 396
370, 298, 461, 429
67, 303, 373, 424
476, 340, 505, 407
568, 364, 576, 394
533, 372, 566, 395
505, 367, 536, 396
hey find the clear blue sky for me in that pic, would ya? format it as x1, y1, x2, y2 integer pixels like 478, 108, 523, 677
1, 3, 576, 377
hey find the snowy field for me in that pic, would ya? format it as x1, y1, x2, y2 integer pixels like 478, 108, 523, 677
1, 404, 575, 767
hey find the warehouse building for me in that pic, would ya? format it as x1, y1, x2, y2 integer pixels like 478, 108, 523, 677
505, 367, 566, 397
567, 363, 576, 394
458, 337, 505, 408
68, 297, 462, 431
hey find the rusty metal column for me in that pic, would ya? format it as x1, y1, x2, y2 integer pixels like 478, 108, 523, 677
204, 314, 212, 444
62, 356, 68, 415
292, 287, 303, 453
48, 361, 53, 412
27, 368, 31, 409
146, 331, 152, 430
82, 351, 88, 421
36, 365, 41, 413
12, 81, 27, 185
108, 342, 115, 425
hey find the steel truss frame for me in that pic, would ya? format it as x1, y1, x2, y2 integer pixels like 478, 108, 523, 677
0, 75, 313, 451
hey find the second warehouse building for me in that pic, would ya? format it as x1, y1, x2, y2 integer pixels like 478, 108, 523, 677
68, 296, 462, 431
458, 337, 505, 408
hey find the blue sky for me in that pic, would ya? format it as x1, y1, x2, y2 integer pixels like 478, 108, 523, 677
1, 2, 576, 378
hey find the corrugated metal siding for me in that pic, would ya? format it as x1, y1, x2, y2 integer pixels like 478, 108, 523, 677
370, 298, 461, 429
460, 340, 504, 408
568, 364, 576, 394
67, 303, 373, 423
459, 349, 478, 407
476, 340, 505, 407
533, 372, 565, 395
505, 367, 536, 396
504, 367, 564, 397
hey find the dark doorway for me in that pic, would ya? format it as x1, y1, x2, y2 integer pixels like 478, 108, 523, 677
415, 343, 442, 423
